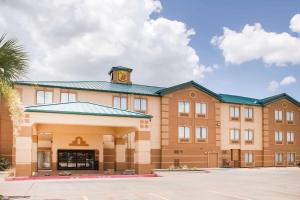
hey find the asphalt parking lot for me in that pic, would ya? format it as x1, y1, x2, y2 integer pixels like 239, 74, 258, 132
0, 167, 300, 200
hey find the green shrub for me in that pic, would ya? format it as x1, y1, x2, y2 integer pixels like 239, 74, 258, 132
0, 156, 10, 171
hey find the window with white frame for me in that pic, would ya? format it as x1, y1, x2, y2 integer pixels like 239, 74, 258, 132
60, 92, 76, 103
287, 131, 295, 143
286, 111, 294, 123
196, 103, 207, 116
196, 127, 207, 141
178, 101, 190, 113
113, 96, 127, 110
244, 107, 253, 120
244, 129, 254, 142
275, 110, 283, 121
230, 106, 240, 119
230, 129, 240, 142
275, 131, 283, 143
287, 152, 295, 163
134, 98, 147, 112
244, 152, 253, 164
36, 90, 53, 104
178, 126, 190, 140
275, 152, 283, 163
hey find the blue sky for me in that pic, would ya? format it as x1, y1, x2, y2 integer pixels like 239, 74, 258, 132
1, 0, 299, 100
155, 0, 300, 99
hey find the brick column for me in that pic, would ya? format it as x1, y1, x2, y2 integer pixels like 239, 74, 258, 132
15, 126, 33, 176
135, 131, 151, 174
115, 137, 126, 171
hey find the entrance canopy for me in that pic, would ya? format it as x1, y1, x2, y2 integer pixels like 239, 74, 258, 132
25, 102, 152, 119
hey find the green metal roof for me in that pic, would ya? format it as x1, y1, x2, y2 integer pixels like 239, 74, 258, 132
108, 66, 133, 74
156, 81, 221, 100
25, 102, 152, 118
16, 81, 164, 96
219, 94, 261, 106
259, 93, 300, 107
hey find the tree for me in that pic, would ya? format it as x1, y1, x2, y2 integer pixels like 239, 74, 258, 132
0, 34, 28, 135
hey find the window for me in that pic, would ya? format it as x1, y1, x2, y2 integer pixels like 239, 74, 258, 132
61, 92, 76, 103
196, 103, 207, 116
287, 152, 295, 163
113, 96, 127, 110
244, 129, 254, 143
287, 131, 295, 144
178, 126, 190, 141
286, 111, 294, 123
36, 90, 53, 104
244, 153, 253, 164
230, 129, 240, 143
275, 110, 283, 121
230, 106, 240, 119
178, 101, 190, 113
196, 127, 207, 141
275, 131, 283, 144
134, 98, 147, 112
244, 107, 253, 120
275, 152, 283, 163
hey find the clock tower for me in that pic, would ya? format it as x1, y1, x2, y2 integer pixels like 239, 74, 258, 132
109, 66, 133, 84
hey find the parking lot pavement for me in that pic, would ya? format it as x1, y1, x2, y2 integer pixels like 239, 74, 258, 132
0, 167, 300, 200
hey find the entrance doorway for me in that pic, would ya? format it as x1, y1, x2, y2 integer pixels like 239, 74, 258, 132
38, 150, 51, 170
208, 153, 218, 168
231, 149, 241, 168
57, 150, 96, 170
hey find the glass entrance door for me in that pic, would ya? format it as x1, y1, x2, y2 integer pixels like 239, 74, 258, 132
37, 151, 51, 170
57, 150, 95, 170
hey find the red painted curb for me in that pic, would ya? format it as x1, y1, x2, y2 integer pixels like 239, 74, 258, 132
5, 173, 159, 181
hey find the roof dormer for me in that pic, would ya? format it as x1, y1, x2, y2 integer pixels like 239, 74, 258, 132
109, 66, 133, 84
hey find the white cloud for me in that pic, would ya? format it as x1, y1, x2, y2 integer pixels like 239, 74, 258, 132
280, 75, 296, 86
268, 80, 279, 92
0, 0, 211, 86
268, 75, 297, 91
290, 14, 300, 33
211, 14, 300, 66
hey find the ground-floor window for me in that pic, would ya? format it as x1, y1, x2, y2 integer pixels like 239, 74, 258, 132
287, 152, 295, 163
57, 150, 96, 170
244, 152, 253, 164
275, 152, 283, 164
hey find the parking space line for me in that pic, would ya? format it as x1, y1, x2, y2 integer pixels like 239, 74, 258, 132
148, 193, 169, 200
208, 190, 252, 200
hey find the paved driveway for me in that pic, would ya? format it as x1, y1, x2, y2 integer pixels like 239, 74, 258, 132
0, 167, 300, 200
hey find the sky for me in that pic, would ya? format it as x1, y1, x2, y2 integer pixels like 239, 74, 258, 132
0, 0, 299, 100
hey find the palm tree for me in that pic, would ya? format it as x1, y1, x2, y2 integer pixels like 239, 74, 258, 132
0, 34, 28, 85
0, 33, 28, 134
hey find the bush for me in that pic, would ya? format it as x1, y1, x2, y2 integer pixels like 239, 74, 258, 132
0, 156, 10, 171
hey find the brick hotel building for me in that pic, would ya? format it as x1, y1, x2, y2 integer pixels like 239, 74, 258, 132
0, 66, 299, 176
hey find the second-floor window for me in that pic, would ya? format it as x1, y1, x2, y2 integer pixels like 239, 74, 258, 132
178, 101, 189, 113
196, 127, 207, 141
230, 129, 240, 143
275, 110, 283, 121
244, 107, 253, 120
134, 98, 147, 112
178, 126, 190, 141
230, 106, 240, 120
275, 131, 283, 144
36, 90, 53, 104
287, 131, 295, 144
195, 103, 207, 116
61, 92, 76, 103
244, 129, 254, 143
286, 111, 294, 123
113, 96, 127, 110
